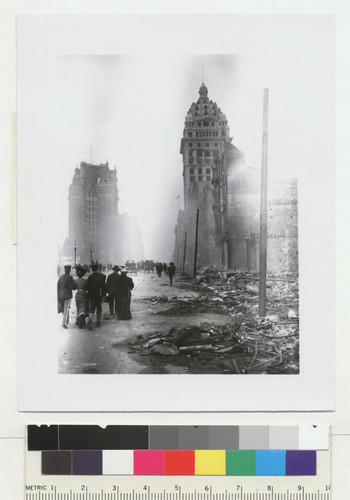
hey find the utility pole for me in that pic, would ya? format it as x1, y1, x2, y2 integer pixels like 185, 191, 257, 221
193, 209, 199, 278
90, 244, 93, 265
74, 239, 77, 266
259, 88, 269, 316
182, 231, 187, 273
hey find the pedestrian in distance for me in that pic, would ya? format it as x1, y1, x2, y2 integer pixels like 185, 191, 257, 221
74, 265, 89, 328
86, 262, 106, 330
163, 263, 168, 275
117, 270, 134, 320
106, 265, 121, 319
57, 264, 76, 329
156, 262, 163, 278
168, 262, 176, 286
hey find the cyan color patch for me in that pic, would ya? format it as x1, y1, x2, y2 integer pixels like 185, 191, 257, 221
256, 450, 286, 475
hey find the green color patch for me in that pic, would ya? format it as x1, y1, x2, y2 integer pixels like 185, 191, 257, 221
226, 450, 256, 475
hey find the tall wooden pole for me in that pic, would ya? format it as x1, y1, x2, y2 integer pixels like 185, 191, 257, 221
259, 89, 269, 316
193, 209, 199, 277
182, 231, 187, 273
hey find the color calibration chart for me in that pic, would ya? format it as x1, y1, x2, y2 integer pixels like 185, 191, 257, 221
25, 425, 331, 500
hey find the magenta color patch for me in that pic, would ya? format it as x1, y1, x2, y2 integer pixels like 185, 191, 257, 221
134, 450, 165, 475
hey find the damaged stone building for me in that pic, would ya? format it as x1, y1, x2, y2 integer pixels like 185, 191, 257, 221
174, 83, 298, 274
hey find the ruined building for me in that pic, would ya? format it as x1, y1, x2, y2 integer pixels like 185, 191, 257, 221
177, 82, 233, 269
175, 83, 298, 274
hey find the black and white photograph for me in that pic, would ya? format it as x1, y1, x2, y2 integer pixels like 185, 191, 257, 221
54, 55, 299, 376
17, 14, 334, 410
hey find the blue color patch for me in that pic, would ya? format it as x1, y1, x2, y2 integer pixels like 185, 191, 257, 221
256, 450, 286, 475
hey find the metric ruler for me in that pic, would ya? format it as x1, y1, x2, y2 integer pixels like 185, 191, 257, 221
24, 483, 331, 500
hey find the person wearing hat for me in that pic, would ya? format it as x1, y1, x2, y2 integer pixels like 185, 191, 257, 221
74, 265, 89, 328
86, 262, 106, 330
117, 270, 134, 320
57, 264, 76, 329
106, 265, 121, 318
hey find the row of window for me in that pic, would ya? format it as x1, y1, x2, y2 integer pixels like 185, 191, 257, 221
187, 120, 215, 127
85, 192, 97, 198
187, 131, 225, 138
188, 159, 212, 165
188, 142, 220, 148
189, 150, 213, 157
190, 175, 211, 182
190, 167, 211, 175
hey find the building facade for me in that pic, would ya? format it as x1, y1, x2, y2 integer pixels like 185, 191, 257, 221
176, 82, 234, 269
175, 82, 298, 275
68, 161, 119, 264
180, 83, 231, 210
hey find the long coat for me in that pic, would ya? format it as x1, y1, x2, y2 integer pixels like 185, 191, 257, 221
106, 272, 121, 296
87, 272, 106, 298
57, 273, 76, 313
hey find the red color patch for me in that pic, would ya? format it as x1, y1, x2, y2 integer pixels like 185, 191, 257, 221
165, 450, 195, 475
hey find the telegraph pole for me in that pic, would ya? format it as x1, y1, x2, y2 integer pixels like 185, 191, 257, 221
182, 231, 187, 273
259, 89, 269, 316
193, 209, 199, 278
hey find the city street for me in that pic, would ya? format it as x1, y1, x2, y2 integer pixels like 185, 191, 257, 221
58, 268, 299, 375
58, 271, 231, 374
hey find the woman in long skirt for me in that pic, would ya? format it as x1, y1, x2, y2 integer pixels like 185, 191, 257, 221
74, 265, 89, 328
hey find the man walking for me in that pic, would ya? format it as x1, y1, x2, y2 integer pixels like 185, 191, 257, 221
106, 265, 121, 318
57, 264, 76, 329
168, 262, 176, 286
87, 262, 106, 330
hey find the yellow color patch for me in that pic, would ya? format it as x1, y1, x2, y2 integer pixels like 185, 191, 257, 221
195, 450, 226, 475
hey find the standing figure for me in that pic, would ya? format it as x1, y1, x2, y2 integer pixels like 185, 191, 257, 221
117, 270, 134, 320
163, 263, 168, 275
168, 262, 176, 286
57, 264, 76, 329
106, 265, 121, 318
87, 263, 106, 330
74, 265, 89, 328
156, 262, 163, 278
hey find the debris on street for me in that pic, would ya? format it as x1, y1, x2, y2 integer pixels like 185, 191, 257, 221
128, 266, 299, 374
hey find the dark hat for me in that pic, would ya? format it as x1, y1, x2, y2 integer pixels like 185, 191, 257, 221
112, 265, 120, 272
76, 265, 87, 277
120, 270, 128, 274
64, 265, 71, 270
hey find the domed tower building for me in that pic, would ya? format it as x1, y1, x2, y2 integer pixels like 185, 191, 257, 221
177, 82, 233, 269
180, 83, 232, 209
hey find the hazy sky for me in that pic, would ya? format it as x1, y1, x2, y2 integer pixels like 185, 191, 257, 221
17, 16, 333, 261
47, 50, 330, 259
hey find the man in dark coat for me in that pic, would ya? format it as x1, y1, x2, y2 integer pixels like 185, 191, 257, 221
168, 262, 176, 286
156, 262, 163, 278
117, 270, 134, 320
106, 265, 121, 318
57, 264, 76, 328
87, 263, 106, 330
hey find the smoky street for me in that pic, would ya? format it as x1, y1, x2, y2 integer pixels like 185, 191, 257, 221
58, 268, 299, 375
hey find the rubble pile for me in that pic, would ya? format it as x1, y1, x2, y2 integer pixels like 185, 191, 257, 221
128, 317, 299, 374
151, 266, 299, 320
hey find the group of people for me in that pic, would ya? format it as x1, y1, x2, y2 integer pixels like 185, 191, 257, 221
57, 263, 134, 330
155, 262, 176, 285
